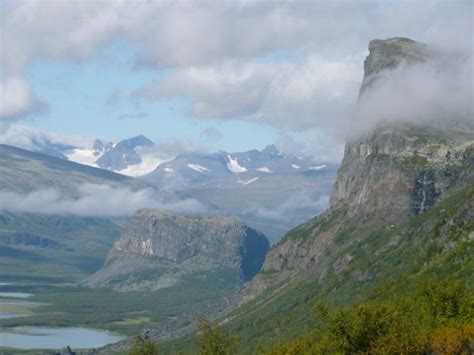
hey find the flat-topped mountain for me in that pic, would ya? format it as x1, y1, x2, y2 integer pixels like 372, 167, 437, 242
86, 209, 270, 291
209, 38, 474, 352
241, 37, 474, 303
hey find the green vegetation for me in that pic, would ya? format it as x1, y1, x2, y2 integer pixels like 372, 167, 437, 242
196, 318, 237, 355
162, 174, 474, 354
0, 213, 121, 282
0, 268, 241, 336
130, 336, 160, 355
267, 277, 473, 354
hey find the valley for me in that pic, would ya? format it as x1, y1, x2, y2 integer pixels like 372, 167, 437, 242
1, 3, 473, 352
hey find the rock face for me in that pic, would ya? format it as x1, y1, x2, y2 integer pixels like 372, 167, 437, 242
95, 135, 154, 171
360, 37, 430, 94
330, 120, 474, 220
239, 37, 474, 304
87, 209, 270, 290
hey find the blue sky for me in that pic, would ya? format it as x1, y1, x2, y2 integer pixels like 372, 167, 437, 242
24, 42, 280, 152
1, 0, 471, 159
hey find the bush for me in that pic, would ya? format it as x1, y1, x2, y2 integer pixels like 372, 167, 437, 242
196, 318, 237, 355
129, 335, 159, 355
267, 277, 474, 354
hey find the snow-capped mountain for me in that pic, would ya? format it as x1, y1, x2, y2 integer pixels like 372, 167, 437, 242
66, 135, 169, 177
23, 135, 165, 176
146, 144, 329, 185
7, 131, 167, 177
143, 145, 337, 243
1, 126, 337, 242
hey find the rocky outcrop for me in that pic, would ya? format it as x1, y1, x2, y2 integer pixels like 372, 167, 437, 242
239, 37, 474, 304
330, 120, 474, 220
330, 38, 474, 219
360, 37, 430, 94
86, 209, 269, 290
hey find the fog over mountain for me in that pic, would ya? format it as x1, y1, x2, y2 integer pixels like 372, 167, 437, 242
351, 39, 473, 137
0, 1, 473, 353
0, 184, 206, 218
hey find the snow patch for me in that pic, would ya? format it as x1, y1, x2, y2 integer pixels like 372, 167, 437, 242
227, 155, 247, 173
116, 154, 171, 177
291, 164, 301, 169
237, 177, 259, 186
163, 167, 173, 173
309, 164, 327, 171
66, 148, 100, 167
256, 167, 272, 173
187, 163, 210, 173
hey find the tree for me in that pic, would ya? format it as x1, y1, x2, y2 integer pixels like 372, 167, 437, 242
196, 318, 237, 355
129, 335, 159, 355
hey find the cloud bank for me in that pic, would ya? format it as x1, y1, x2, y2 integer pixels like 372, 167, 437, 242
1, 0, 472, 154
243, 193, 330, 224
0, 184, 207, 217
353, 52, 473, 136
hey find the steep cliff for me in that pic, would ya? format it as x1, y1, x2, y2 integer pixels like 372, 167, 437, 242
360, 37, 430, 94
86, 209, 269, 291
239, 38, 474, 305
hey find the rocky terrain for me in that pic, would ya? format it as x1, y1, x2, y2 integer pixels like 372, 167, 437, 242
144, 145, 336, 242
94, 135, 155, 171
239, 37, 474, 304
87, 209, 270, 291
360, 37, 430, 94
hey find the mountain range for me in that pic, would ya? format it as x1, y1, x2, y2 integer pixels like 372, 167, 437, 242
7, 133, 336, 242
1, 36, 472, 354
108, 37, 473, 353
142, 145, 336, 242
200, 37, 474, 353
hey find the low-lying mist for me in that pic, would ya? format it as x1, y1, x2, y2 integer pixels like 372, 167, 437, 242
0, 183, 207, 217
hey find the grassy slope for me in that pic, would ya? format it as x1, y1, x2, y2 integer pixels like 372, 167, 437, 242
161, 173, 474, 354
0, 213, 122, 283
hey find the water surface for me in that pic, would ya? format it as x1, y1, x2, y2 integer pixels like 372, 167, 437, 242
0, 292, 32, 299
0, 326, 124, 349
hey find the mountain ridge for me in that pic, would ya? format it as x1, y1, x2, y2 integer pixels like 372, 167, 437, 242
86, 208, 270, 291
239, 37, 474, 304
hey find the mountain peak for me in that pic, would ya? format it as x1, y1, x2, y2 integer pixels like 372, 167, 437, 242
364, 37, 429, 77
261, 144, 279, 155
86, 208, 270, 289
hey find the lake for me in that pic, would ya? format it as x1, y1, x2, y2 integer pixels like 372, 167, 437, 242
0, 288, 124, 350
0, 292, 32, 299
0, 326, 124, 349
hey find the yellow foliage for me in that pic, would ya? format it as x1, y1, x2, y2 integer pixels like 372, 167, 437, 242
429, 323, 474, 354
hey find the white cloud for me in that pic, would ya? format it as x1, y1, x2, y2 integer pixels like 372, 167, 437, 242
352, 53, 474, 136
244, 193, 329, 223
135, 54, 362, 132
0, 124, 95, 150
0, 183, 206, 217
1, 0, 472, 142
0, 78, 48, 121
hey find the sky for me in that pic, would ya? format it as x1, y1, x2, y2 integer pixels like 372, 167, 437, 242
0, 0, 472, 161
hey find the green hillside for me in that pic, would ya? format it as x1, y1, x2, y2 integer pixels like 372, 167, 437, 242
160, 170, 473, 353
